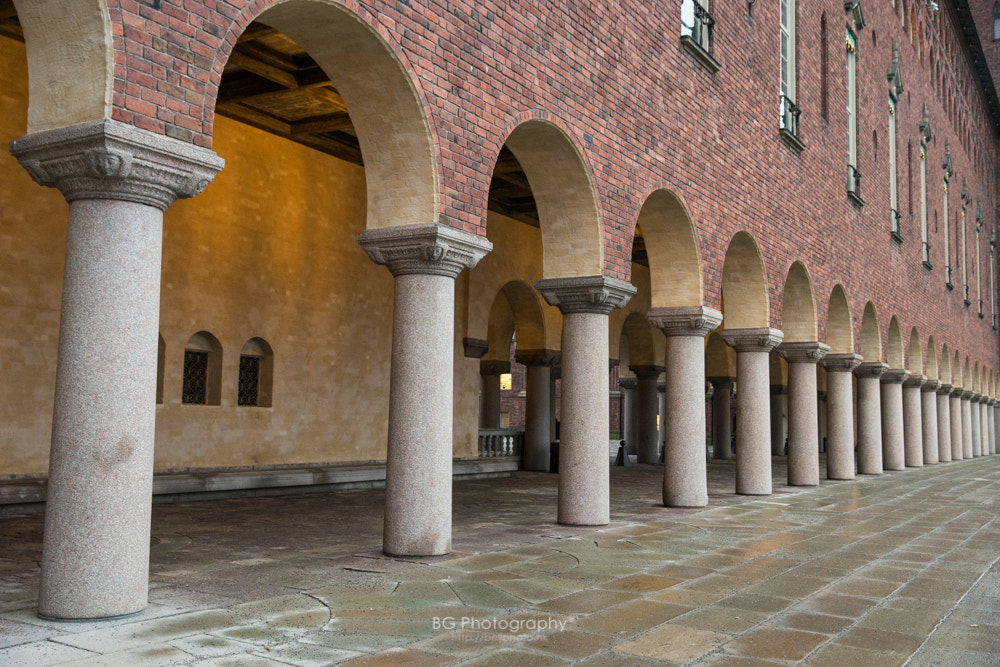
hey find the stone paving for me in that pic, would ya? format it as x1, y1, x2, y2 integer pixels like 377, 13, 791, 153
0, 455, 998, 666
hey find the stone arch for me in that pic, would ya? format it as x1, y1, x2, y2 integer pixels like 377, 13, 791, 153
485, 292, 515, 363
183, 331, 223, 406
239, 337, 274, 408
886, 316, 904, 368
860, 302, 882, 362
781, 261, 817, 342
721, 232, 769, 329
224, 1, 438, 231
705, 331, 736, 377
636, 189, 703, 308
974, 361, 981, 393
502, 118, 603, 278
499, 280, 547, 353
826, 284, 854, 353
621, 311, 659, 367
954, 351, 964, 387
907, 327, 922, 375
14, 0, 113, 132
940, 343, 951, 384
926, 336, 938, 380
963, 357, 970, 390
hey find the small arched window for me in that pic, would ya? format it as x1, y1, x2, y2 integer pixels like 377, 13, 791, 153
238, 338, 274, 407
183, 331, 222, 405
994, 2, 1000, 40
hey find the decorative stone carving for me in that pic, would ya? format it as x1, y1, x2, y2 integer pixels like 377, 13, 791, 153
823, 352, 863, 373
515, 349, 560, 367
535, 276, 636, 315
647, 305, 723, 337
936, 382, 953, 395
358, 223, 492, 277
960, 389, 974, 400
903, 374, 927, 389
9, 119, 223, 211
630, 365, 665, 379
720, 327, 784, 353
854, 361, 889, 379
778, 341, 830, 364
921, 379, 942, 393
618, 377, 638, 390
881, 368, 911, 384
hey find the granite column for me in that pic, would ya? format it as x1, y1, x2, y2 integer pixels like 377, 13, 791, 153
517, 350, 558, 472
778, 341, 829, 486
855, 362, 888, 474
902, 375, 925, 467
823, 353, 862, 479
709, 376, 735, 460
920, 379, 940, 464
936, 383, 952, 462
880, 369, 910, 471
633, 365, 665, 464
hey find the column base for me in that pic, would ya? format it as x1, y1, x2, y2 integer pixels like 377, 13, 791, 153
38, 607, 146, 623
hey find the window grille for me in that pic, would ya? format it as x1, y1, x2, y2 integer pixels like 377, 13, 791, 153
681, 0, 713, 52
780, 95, 801, 136
182, 350, 208, 404
238, 355, 261, 407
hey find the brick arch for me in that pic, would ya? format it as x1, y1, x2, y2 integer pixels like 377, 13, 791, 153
781, 261, 817, 342
926, 335, 938, 380
887, 316, 904, 369
721, 231, 769, 330
907, 327, 922, 375
635, 189, 703, 308
215, 0, 438, 231
860, 302, 882, 363
501, 118, 603, 279
826, 284, 854, 354
15, 0, 113, 132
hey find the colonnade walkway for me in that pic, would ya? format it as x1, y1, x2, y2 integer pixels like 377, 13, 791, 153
1, 456, 998, 665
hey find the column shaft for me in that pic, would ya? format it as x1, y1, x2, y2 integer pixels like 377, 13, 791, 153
633, 367, 663, 464
902, 377, 924, 467
779, 342, 829, 486
479, 367, 504, 429
823, 354, 862, 479
971, 398, 982, 457
620, 378, 637, 454
951, 393, 964, 460
920, 382, 939, 464
523, 364, 551, 471
880, 370, 909, 470
710, 379, 734, 460
855, 363, 888, 474
962, 394, 974, 459
936, 385, 952, 462
770, 387, 787, 456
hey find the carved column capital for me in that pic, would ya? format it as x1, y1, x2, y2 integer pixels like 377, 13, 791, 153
902, 374, 927, 389
514, 349, 560, 367
9, 119, 223, 211
618, 377, 638, 390
936, 382, 953, 395
358, 223, 492, 278
630, 365, 665, 380
951, 386, 966, 397
463, 338, 488, 359
720, 327, 783, 353
708, 376, 737, 385
647, 305, 722, 337
480, 360, 510, 376
823, 352, 863, 373
960, 389, 974, 400
854, 361, 889, 379
921, 379, 942, 393
777, 341, 830, 364
881, 368, 911, 384
535, 276, 636, 315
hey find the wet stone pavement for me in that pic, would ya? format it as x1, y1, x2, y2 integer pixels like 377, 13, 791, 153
1, 455, 999, 666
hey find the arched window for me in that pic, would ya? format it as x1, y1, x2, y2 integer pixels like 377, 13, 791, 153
994, 2, 1000, 40
238, 338, 274, 407
182, 331, 222, 405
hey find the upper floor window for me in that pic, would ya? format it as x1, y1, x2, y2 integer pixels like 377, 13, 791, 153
779, 0, 803, 147
681, 0, 720, 72
846, 28, 862, 204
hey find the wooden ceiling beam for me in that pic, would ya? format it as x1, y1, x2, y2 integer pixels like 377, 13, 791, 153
215, 102, 292, 136
217, 70, 287, 104
226, 50, 298, 89
236, 22, 277, 43
290, 113, 354, 136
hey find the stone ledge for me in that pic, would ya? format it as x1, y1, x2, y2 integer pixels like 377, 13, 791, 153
0, 458, 519, 516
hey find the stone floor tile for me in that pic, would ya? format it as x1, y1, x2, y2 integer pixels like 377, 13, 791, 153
446, 581, 528, 610
0, 640, 99, 666
857, 606, 947, 636
827, 577, 902, 599
169, 633, 256, 658
648, 587, 726, 607
923, 618, 1000, 652
746, 575, 830, 599
804, 642, 908, 666
524, 629, 615, 659
599, 573, 683, 593
701, 655, 789, 667
722, 627, 828, 661
535, 589, 637, 615
772, 611, 854, 635
296, 630, 414, 653
69, 643, 204, 666
907, 647, 1000, 667
677, 574, 748, 595
340, 647, 456, 666
53, 609, 236, 653
250, 641, 364, 666
392, 582, 463, 605
573, 600, 692, 636
191, 655, 292, 667
716, 593, 794, 614
649, 564, 716, 580
571, 649, 671, 666
834, 626, 924, 658
672, 606, 769, 633
615, 623, 730, 662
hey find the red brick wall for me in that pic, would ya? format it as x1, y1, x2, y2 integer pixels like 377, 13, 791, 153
101, 0, 1000, 374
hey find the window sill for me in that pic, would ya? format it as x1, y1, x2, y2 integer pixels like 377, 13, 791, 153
946, 281, 954, 290
923, 260, 933, 270
964, 298, 972, 307
847, 191, 865, 207
979, 312, 985, 319
680, 36, 721, 74
779, 128, 805, 152
891, 230, 903, 243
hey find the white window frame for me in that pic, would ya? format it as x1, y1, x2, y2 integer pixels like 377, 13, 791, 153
846, 29, 860, 201
780, 0, 797, 133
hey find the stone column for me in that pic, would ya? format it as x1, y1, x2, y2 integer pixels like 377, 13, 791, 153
971, 394, 982, 457
823, 353, 862, 479
902, 374, 925, 467
991, 399, 999, 454
817, 391, 827, 452
516, 350, 558, 472
550, 367, 560, 443
921, 379, 940, 464
632, 366, 665, 464
778, 341, 829, 486
950, 387, 964, 460
721, 328, 784, 495
936, 383, 952, 462
854, 362, 888, 474
961, 390, 974, 459
536, 276, 636, 525
10, 120, 223, 620
708, 376, 735, 460
770, 385, 787, 455
658, 382, 667, 453
359, 223, 492, 556
648, 306, 722, 506
479, 360, 508, 429
880, 369, 910, 471
619, 376, 638, 454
